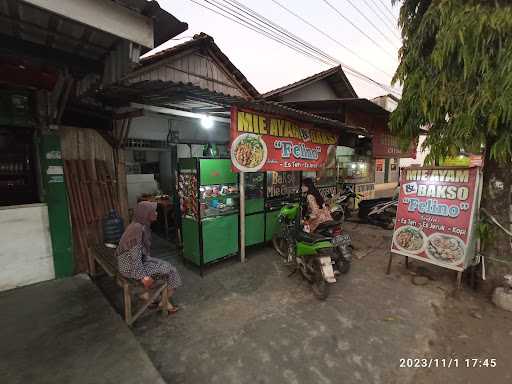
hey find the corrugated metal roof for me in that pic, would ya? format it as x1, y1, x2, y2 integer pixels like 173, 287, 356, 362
140, 33, 259, 98
100, 79, 366, 134
0, 0, 187, 73
261, 65, 357, 100
284, 98, 390, 116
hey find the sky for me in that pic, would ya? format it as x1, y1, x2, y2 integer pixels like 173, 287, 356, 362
154, 0, 402, 99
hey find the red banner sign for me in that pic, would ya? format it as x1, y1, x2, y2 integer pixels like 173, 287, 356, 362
230, 107, 337, 172
372, 125, 417, 158
391, 167, 480, 271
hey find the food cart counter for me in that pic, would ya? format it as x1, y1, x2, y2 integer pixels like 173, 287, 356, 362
178, 158, 239, 271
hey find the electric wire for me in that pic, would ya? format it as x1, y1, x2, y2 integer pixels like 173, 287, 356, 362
368, 0, 399, 29
217, 0, 401, 95
189, 0, 336, 66
376, 0, 399, 24
221, 0, 394, 83
320, 0, 396, 60
217, 0, 343, 67
270, 0, 395, 79
361, 0, 401, 40
188, 0, 402, 96
343, 0, 399, 48
204, 0, 402, 96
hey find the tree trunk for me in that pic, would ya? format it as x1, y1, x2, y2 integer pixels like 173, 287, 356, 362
481, 144, 512, 291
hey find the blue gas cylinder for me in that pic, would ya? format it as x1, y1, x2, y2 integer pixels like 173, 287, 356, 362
102, 210, 124, 245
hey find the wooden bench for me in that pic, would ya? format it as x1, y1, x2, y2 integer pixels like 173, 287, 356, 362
89, 245, 169, 326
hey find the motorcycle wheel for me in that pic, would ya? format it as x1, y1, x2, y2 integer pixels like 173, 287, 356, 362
272, 233, 289, 260
380, 215, 395, 230
311, 262, 329, 300
331, 209, 345, 223
336, 258, 351, 274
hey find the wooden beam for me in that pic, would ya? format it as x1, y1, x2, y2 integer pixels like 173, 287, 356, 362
0, 14, 109, 53
45, 15, 61, 48
113, 109, 144, 120
6, 0, 21, 39
191, 106, 229, 113
73, 29, 94, 55
206, 47, 254, 99
0, 33, 103, 74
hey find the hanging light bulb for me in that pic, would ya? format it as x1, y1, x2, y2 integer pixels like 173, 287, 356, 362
200, 114, 214, 129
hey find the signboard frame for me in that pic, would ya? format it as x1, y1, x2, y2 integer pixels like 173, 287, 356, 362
230, 107, 337, 173
389, 166, 483, 273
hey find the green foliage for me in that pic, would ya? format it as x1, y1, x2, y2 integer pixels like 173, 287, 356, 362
391, 0, 512, 164
476, 219, 494, 249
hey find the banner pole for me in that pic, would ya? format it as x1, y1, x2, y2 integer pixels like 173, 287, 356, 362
240, 171, 246, 263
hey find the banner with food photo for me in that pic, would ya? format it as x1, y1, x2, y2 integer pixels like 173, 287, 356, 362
391, 167, 481, 271
230, 107, 337, 172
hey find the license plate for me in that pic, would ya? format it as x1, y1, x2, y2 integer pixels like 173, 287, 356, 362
333, 233, 351, 246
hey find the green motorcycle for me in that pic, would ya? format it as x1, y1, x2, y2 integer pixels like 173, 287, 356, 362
272, 203, 337, 300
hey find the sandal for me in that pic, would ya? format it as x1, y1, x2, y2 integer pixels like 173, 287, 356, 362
159, 302, 180, 314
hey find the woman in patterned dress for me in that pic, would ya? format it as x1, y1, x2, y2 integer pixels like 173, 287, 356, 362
116, 201, 182, 312
302, 177, 333, 233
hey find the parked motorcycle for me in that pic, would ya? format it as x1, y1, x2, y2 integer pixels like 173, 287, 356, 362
314, 219, 352, 274
327, 186, 362, 222
358, 197, 398, 229
272, 203, 337, 300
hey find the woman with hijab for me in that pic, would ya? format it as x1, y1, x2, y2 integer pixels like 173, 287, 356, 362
301, 177, 333, 233
116, 201, 182, 313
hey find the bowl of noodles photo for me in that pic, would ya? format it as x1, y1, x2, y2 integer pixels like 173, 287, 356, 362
393, 226, 426, 254
231, 133, 267, 172
426, 233, 465, 264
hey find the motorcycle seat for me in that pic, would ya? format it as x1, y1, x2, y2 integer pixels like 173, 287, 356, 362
315, 220, 343, 232
294, 229, 331, 244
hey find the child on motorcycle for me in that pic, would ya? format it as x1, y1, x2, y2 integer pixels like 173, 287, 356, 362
301, 177, 333, 232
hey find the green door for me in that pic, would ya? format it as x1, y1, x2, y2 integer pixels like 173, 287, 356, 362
265, 210, 281, 241
245, 213, 264, 246
384, 159, 390, 183
202, 214, 239, 263
39, 133, 73, 277
182, 217, 200, 265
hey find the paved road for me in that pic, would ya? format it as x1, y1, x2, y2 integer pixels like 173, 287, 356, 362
0, 275, 165, 384
127, 224, 444, 384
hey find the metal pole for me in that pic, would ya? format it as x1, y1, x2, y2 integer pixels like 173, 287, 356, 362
240, 171, 246, 263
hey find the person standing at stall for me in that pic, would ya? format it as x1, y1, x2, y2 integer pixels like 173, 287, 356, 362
116, 201, 182, 313
302, 177, 333, 232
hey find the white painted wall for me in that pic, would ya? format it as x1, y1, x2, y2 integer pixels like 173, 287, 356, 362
126, 174, 159, 208
129, 114, 230, 143
279, 80, 338, 102
400, 135, 429, 167
0, 204, 55, 291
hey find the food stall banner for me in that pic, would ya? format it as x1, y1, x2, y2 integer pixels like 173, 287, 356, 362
372, 125, 416, 158
230, 107, 337, 172
391, 167, 481, 271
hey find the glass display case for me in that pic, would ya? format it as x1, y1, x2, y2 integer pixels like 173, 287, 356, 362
336, 146, 372, 183
303, 169, 337, 201
178, 158, 239, 272
0, 127, 38, 206
336, 147, 374, 208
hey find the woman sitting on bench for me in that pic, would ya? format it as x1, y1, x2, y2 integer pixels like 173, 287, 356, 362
116, 201, 182, 313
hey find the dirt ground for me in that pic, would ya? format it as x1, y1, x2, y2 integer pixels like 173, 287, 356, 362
348, 222, 512, 384
97, 222, 512, 384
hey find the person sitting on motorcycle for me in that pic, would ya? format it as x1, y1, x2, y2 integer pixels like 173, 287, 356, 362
301, 177, 333, 232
